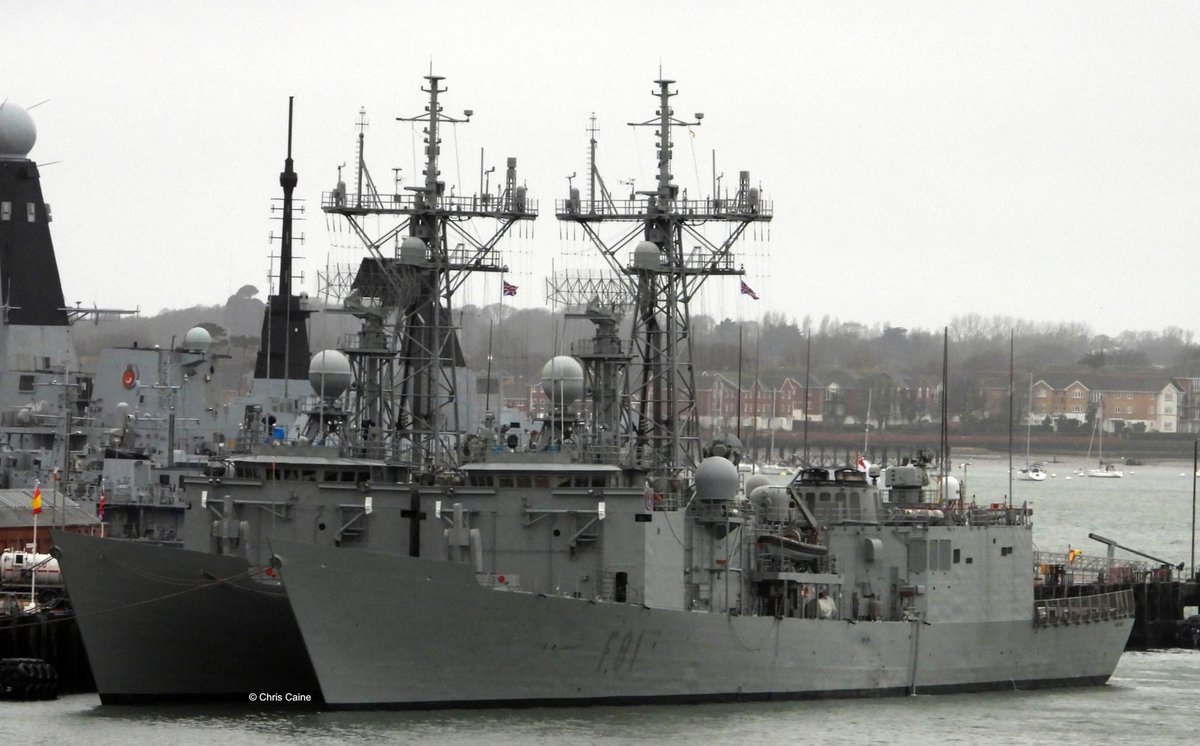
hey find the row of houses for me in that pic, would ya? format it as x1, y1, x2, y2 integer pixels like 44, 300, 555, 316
480, 369, 1200, 436
1017, 375, 1200, 434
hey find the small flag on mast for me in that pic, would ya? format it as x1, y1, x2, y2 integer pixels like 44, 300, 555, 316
502, 281, 518, 297
740, 280, 759, 300
98, 493, 106, 521
31, 483, 42, 515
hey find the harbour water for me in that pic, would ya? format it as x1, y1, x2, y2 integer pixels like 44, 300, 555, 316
8, 457, 1199, 744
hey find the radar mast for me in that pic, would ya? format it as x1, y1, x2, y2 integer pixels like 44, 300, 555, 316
557, 79, 772, 479
323, 76, 536, 470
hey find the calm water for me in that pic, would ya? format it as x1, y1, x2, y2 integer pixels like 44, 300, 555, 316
7, 458, 1198, 745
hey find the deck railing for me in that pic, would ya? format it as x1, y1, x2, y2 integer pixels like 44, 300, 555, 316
1033, 589, 1135, 627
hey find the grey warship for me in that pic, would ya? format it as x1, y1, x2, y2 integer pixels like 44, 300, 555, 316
271, 78, 1132, 707
53, 78, 537, 702
55, 76, 1134, 708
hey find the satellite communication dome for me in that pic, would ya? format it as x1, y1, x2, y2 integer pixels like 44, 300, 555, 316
0, 101, 36, 159
183, 326, 212, 352
743, 473, 770, 498
399, 236, 428, 264
308, 350, 352, 399
695, 456, 739, 502
539, 356, 584, 407
632, 240, 662, 269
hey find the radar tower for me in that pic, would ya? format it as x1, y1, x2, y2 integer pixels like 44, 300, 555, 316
557, 79, 772, 478
323, 76, 536, 470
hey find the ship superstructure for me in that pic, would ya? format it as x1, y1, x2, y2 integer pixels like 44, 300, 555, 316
0, 100, 84, 490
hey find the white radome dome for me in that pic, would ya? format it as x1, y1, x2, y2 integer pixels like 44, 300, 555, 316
632, 240, 661, 269
399, 236, 427, 264
183, 326, 212, 352
695, 456, 739, 501
0, 102, 36, 159
309, 350, 352, 399
540, 355, 584, 407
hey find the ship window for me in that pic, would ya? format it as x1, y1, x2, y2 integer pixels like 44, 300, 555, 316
26, 203, 36, 222
18, 375, 34, 393
1, 201, 10, 221
909, 539, 927, 573
953, 548, 961, 564
1001, 546, 1013, 557
849, 491, 861, 516
498, 476, 515, 488
534, 475, 549, 488
516, 476, 531, 488
818, 491, 831, 502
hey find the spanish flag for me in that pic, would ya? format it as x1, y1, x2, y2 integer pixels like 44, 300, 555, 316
31, 484, 42, 515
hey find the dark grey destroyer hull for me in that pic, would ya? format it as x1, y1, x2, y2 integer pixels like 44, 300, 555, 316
52, 530, 321, 704
274, 540, 1132, 709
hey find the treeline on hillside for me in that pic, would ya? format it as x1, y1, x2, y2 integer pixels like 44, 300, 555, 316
72, 293, 1200, 409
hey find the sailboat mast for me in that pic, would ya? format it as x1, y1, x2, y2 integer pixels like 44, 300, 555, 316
1008, 331, 1013, 508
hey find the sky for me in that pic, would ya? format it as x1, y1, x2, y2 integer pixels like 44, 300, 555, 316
6, 1, 1200, 339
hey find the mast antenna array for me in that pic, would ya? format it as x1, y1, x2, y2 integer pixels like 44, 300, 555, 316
323, 76, 536, 469
556, 79, 772, 477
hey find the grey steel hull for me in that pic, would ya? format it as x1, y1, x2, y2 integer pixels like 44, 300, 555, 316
52, 530, 321, 704
275, 541, 1131, 709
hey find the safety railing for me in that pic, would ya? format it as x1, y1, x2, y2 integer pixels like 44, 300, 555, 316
1033, 589, 1135, 627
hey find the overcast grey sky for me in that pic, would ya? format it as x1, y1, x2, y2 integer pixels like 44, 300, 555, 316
7, 1, 1199, 338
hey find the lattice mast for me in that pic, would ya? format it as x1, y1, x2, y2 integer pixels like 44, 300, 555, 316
322, 75, 536, 469
546, 273, 634, 448
557, 79, 772, 478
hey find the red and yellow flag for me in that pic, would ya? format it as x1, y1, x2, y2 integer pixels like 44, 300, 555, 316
31, 484, 42, 515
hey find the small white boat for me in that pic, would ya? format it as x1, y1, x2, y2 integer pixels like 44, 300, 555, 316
1088, 464, 1124, 479
1017, 463, 1047, 481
